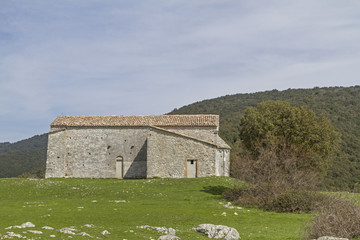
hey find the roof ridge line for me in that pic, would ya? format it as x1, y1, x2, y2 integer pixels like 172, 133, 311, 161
50, 115, 219, 127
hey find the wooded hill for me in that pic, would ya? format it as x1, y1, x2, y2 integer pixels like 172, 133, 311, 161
1, 86, 359, 190
0, 134, 47, 178
170, 86, 360, 190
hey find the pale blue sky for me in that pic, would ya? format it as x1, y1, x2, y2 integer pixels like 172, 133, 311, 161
1, 0, 360, 142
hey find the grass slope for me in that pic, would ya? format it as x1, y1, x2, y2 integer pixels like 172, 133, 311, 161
0, 177, 309, 239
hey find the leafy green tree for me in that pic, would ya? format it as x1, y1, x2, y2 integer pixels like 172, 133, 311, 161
239, 100, 340, 173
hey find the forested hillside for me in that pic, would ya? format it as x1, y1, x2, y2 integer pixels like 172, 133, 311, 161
0, 134, 47, 153
170, 86, 360, 190
0, 134, 47, 178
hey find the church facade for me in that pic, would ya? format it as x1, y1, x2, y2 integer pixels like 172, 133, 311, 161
45, 115, 230, 179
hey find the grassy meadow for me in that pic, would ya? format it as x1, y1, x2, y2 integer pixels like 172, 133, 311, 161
0, 177, 311, 239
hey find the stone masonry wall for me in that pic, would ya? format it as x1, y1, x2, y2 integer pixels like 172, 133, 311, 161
46, 130, 67, 178
146, 128, 217, 178
46, 125, 229, 179
215, 149, 230, 176
162, 126, 218, 144
46, 127, 148, 178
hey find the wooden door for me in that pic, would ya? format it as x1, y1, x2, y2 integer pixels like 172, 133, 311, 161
187, 160, 197, 178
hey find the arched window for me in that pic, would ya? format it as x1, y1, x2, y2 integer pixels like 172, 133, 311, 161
115, 156, 124, 179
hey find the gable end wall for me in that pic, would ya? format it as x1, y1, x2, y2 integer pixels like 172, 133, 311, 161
146, 129, 218, 178
161, 126, 218, 144
46, 127, 148, 178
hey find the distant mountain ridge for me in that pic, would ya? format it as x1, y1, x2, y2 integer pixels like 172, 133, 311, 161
1, 86, 359, 189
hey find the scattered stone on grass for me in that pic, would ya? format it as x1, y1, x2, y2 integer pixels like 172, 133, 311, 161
2, 232, 23, 239
219, 202, 237, 209
195, 224, 240, 240
42, 226, 54, 230
5, 222, 35, 230
158, 235, 181, 240
83, 224, 94, 228
59, 228, 77, 235
137, 225, 176, 235
28, 230, 43, 234
4, 226, 19, 230
316, 237, 349, 240
2, 223, 112, 239
111, 200, 126, 203
224, 202, 235, 209
21, 222, 35, 228
78, 232, 93, 238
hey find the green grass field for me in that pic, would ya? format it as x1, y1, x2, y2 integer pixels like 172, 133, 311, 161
0, 177, 311, 239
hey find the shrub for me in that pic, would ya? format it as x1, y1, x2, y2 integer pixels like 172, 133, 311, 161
223, 186, 270, 208
264, 190, 326, 213
305, 196, 360, 239
223, 187, 327, 213
231, 140, 321, 193
226, 141, 323, 212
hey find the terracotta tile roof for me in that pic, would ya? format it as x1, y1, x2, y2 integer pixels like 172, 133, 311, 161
50, 115, 219, 127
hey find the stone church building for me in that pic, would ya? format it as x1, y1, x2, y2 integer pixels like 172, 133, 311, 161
45, 115, 230, 179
